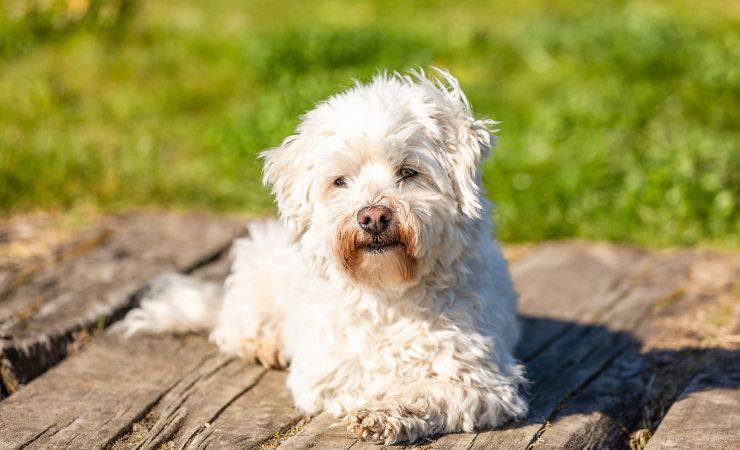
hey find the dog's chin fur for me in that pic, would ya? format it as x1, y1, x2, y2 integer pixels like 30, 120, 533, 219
114, 69, 529, 445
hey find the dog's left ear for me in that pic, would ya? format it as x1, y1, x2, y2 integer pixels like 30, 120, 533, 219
428, 70, 493, 220
444, 116, 492, 220
261, 134, 315, 241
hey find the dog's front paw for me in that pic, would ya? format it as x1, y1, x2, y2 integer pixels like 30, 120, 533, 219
210, 329, 287, 369
343, 405, 403, 444
240, 337, 287, 369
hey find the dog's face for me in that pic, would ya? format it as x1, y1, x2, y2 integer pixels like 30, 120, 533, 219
262, 71, 493, 289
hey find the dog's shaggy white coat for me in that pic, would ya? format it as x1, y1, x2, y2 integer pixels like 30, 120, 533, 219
115, 69, 528, 444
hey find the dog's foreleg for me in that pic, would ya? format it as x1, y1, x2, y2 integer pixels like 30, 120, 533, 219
342, 378, 527, 444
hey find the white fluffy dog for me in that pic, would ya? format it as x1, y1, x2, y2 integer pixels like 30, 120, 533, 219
115, 69, 528, 444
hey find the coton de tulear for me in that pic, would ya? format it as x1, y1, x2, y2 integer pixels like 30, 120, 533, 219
115, 69, 528, 444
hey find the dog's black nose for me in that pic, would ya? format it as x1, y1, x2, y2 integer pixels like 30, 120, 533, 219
357, 205, 392, 235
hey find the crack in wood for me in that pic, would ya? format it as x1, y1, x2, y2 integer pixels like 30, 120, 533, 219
18, 413, 80, 449
254, 415, 309, 450
102, 350, 223, 450
122, 355, 231, 449
17, 423, 56, 449
464, 433, 479, 450
181, 368, 270, 449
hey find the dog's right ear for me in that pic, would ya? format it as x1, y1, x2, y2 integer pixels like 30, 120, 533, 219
261, 134, 314, 241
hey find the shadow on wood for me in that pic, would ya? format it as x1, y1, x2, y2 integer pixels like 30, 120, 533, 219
454, 315, 740, 450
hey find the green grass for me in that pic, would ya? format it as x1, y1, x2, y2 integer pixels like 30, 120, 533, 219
1, 0, 738, 247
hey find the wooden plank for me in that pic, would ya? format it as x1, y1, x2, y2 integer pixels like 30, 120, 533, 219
0, 334, 218, 449
0, 211, 245, 392
645, 363, 740, 450
0, 218, 108, 306
183, 370, 303, 449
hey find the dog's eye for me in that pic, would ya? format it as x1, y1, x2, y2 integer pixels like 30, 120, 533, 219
398, 167, 419, 179
333, 176, 348, 188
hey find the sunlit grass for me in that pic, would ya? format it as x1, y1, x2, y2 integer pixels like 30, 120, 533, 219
1, 0, 738, 247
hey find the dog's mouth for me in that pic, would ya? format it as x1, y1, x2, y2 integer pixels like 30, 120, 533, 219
363, 241, 402, 254
358, 235, 403, 254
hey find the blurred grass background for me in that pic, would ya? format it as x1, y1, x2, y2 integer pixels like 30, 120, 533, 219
0, 0, 738, 247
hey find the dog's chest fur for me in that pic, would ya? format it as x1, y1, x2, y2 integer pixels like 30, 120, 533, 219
284, 283, 492, 414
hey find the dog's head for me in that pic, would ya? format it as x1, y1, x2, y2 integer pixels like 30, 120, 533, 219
262, 69, 494, 290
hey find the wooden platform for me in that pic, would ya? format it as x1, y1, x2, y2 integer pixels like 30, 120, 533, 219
0, 212, 738, 449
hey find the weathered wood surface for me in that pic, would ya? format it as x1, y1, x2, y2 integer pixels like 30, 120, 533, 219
0, 222, 737, 450
0, 211, 246, 393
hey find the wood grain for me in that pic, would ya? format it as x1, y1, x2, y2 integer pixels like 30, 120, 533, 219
0, 334, 218, 449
